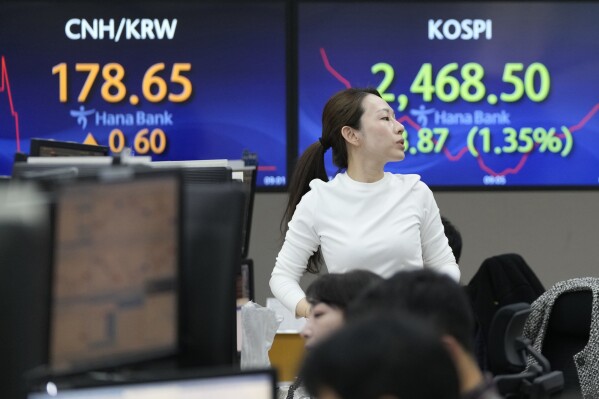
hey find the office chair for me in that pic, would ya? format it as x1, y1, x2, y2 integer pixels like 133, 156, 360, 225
488, 303, 564, 399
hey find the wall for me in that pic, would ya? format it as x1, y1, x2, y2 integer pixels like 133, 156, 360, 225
248, 190, 599, 305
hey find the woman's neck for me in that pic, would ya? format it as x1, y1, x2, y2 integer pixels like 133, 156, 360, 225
346, 162, 385, 183
345, 148, 387, 183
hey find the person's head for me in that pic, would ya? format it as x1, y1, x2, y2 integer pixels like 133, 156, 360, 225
441, 216, 462, 263
346, 270, 480, 393
301, 314, 460, 399
301, 270, 383, 348
348, 269, 475, 354
321, 87, 395, 170
283, 88, 404, 273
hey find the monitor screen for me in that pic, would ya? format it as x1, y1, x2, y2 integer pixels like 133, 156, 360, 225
298, 2, 599, 188
49, 172, 181, 373
0, 2, 287, 188
28, 369, 276, 399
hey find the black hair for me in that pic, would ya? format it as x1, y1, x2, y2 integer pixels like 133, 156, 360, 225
301, 314, 460, 399
441, 216, 462, 263
347, 269, 476, 354
305, 270, 384, 310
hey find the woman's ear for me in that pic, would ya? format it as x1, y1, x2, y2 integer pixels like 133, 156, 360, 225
341, 125, 360, 146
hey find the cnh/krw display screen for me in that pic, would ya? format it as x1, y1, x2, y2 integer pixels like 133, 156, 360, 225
0, 2, 287, 188
299, 2, 599, 188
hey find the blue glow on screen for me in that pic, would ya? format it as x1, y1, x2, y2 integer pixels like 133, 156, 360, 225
0, 3, 287, 188
298, 2, 599, 187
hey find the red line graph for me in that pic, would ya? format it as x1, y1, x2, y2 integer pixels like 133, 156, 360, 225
319, 47, 598, 177
569, 103, 599, 133
0, 56, 21, 152
320, 48, 351, 89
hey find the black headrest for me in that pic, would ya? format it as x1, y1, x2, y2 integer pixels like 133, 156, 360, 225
487, 302, 532, 375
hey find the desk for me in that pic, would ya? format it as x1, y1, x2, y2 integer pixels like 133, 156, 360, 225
268, 333, 305, 382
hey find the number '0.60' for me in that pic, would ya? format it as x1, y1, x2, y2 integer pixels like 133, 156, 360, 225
109, 128, 167, 155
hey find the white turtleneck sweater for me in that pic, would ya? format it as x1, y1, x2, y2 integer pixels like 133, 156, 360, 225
270, 172, 460, 314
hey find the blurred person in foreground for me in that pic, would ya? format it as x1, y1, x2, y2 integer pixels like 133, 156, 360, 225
347, 269, 503, 399
300, 314, 460, 399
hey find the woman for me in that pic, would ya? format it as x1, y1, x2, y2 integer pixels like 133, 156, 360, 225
270, 88, 460, 318
280, 270, 383, 399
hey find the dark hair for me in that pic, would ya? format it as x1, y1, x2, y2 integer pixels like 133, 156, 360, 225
301, 314, 460, 399
441, 216, 462, 263
347, 269, 476, 354
282, 87, 381, 273
305, 270, 384, 311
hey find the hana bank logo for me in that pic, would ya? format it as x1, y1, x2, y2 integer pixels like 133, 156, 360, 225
70, 106, 96, 129
409, 105, 436, 127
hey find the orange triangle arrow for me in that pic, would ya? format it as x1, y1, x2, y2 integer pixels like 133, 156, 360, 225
83, 133, 99, 145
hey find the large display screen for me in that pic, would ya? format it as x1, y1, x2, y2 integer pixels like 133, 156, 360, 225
299, 2, 599, 188
0, 2, 287, 188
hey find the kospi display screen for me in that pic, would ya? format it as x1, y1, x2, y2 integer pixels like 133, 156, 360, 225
0, 2, 287, 188
298, 2, 599, 188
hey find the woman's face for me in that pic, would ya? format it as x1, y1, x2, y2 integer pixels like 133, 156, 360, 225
300, 302, 344, 348
355, 94, 406, 164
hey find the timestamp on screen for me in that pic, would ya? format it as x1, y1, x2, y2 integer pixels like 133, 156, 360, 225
263, 175, 286, 186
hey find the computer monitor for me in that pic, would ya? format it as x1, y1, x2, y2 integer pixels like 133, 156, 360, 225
48, 170, 182, 375
12, 162, 243, 378
178, 182, 245, 369
151, 161, 250, 364
27, 368, 277, 399
29, 139, 110, 158
0, 184, 52, 399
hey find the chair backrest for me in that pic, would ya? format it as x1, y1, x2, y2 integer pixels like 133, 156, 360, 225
489, 303, 565, 398
487, 302, 532, 375
543, 290, 592, 394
